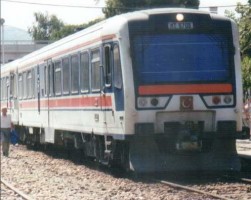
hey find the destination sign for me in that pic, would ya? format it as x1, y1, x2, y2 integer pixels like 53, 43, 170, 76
168, 22, 194, 30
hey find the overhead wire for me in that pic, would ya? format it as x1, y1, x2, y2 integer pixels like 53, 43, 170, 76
1, 0, 249, 10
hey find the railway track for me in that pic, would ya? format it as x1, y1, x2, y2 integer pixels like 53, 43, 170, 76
1, 178, 33, 200
2, 144, 251, 199
140, 169, 251, 200
149, 178, 231, 200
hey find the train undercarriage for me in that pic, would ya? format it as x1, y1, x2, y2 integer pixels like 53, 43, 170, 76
16, 124, 241, 173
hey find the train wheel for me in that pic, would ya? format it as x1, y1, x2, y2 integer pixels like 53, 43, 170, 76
110, 141, 130, 171
119, 142, 130, 171
94, 136, 106, 165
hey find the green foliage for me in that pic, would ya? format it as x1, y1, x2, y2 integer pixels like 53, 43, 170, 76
29, 12, 104, 41
226, 3, 251, 93
50, 18, 104, 40
242, 56, 251, 93
28, 12, 64, 40
103, 0, 200, 18
235, 3, 251, 57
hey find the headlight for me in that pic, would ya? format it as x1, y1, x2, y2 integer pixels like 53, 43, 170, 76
138, 98, 147, 107
224, 96, 232, 104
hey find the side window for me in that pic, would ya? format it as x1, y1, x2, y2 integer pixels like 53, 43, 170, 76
23, 72, 27, 99
27, 70, 32, 98
32, 68, 35, 98
113, 45, 122, 89
49, 63, 54, 96
13, 74, 17, 98
44, 66, 47, 97
40, 64, 45, 97
91, 49, 101, 92
104, 45, 112, 87
18, 74, 23, 99
54, 61, 62, 96
35, 66, 40, 99
10, 74, 14, 97
80, 52, 90, 93
71, 54, 79, 94
62, 57, 70, 94
6, 77, 9, 100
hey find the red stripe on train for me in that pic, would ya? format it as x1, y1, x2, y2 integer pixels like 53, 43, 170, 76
20, 96, 112, 109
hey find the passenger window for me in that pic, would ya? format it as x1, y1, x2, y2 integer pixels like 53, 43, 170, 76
6, 77, 9, 100
113, 45, 122, 89
18, 74, 23, 99
31, 69, 35, 98
13, 74, 17, 98
71, 54, 79, 94
91, 49, 101, 92
49, 63, 54, 96
80, 52, 90, 93
23, 72, 27, 99
10, 74, 14, 97
27, 71, 32, 98
44, 66, 47, 97
62, 57, 70, 94
54, 61, 62, 96
104, 45, 112, 87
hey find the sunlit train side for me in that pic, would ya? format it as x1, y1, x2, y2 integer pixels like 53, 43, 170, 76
0, 8, 243, 172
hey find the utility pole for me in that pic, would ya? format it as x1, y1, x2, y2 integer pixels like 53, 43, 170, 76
1, 18, 5, 65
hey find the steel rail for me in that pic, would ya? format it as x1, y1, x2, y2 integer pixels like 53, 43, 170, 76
240, 178, 251, 184
148, 178, 232, 200
1, 178, 34, 200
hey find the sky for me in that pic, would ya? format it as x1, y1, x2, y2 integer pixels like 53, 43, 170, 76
0, 0, 249, 31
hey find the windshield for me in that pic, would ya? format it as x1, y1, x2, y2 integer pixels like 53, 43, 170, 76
132, 34, 232, 85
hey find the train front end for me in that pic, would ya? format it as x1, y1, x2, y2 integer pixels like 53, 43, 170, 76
126, 10, 243, 172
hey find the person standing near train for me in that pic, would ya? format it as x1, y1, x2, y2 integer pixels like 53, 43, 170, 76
1, 107, 14, 157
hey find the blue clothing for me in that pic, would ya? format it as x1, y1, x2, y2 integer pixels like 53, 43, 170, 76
10, 129, 19, 144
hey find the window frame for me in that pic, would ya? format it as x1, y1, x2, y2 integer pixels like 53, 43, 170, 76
71, 53, 80, 95
18, 73, 23, 100
91, 48, 101, 93
113, 44, 123, 89
54, 60, 62, 96
104, 44, 112, 88
62, 56, 70, 95
80, 51, 90, 94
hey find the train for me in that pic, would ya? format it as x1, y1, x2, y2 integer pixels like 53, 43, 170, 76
1, 8, 244, 172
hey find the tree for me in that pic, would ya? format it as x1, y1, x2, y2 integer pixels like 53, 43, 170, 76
103, 0, 200, 18
50, 18, 104, 40
225, 3, 251, 93
235, 4, 251, 57
242, 56, 251, 91
28, 12, 64, 41
29, 12, 104, 41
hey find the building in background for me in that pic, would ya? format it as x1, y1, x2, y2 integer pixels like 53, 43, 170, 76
0, 25, 52, 65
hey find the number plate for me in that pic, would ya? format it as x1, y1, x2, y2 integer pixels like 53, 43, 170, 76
168, 22, 194, 30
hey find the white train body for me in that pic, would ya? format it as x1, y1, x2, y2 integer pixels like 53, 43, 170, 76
1, 8, 243, 172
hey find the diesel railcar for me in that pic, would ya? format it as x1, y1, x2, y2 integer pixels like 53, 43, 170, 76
1, 8, 243, 172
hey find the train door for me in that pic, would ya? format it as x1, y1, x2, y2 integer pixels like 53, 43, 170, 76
9, 72, 19, 124
90, 49, 103, 124
102, 43, 124, 129
44, 59, 54, 143
102, 44, 113, 127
